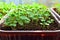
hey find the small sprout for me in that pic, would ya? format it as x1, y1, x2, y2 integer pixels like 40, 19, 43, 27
19, 22, 24, 26
47, 21, 51, 23
41, 19, 45, 22
50, 19, 54, 22
45, 23, 49, 26
40, 23, 43, 25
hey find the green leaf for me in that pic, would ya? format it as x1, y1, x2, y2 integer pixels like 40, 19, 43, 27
50, 19, 54, 22
18, 21, 24, 26
44, 23, 49, 26
47, 21, 51, 23
9, 24, 16, 27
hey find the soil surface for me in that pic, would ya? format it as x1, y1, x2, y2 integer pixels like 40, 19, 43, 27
0, 21, 59, 30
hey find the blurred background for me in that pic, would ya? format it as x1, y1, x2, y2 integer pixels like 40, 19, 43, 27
0, 0, 60, 7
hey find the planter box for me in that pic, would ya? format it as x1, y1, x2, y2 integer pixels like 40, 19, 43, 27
0, 9, 60, 40
0, 30, 60, 40
50, 8, 60, 26
50, 8, 60, 20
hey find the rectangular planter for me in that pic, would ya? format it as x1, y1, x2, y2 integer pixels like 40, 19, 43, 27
50, 8, 60, 26
0, 9, 60, 40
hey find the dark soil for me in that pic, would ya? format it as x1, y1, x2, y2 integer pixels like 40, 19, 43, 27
0, 21, 59, 30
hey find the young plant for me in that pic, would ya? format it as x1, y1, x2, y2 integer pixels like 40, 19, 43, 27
2, 3, 54, 30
